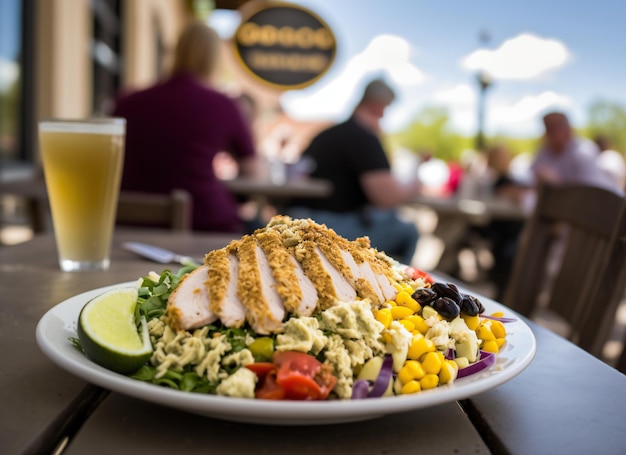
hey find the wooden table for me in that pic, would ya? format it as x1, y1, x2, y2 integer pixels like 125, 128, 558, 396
223, 176, 332, 217
409, 195, 529, 275
1, 232, 625, 455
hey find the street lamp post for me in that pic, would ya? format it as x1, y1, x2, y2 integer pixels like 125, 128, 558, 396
475, 30, 492, 152
475, 71, 492, 151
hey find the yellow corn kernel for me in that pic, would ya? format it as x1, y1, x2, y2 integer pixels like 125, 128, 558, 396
422, 351, 443, 375
391, 306, 414, 320
386, 299, 397, 307
461, 314, 480, 331
396, 291, 421, 312
490, 320, 507, 339
375, 308, 392, 329
482, 340, 499, 353
495, 338, 506, 349
476, 325, 496, 342
398, 360, 426, 384
491, 311, 504, 318
407, 336, 435, 360
382, 332, 394, 344
399, 320, 416, 332
405, 315, 430, 334
401, 380, 421, 394
394, 283, 412, 294
419, 374, 439, 390
439, 360, 458, 385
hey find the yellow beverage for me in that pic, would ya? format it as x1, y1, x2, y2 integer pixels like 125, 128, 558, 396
39, 119, 125, 271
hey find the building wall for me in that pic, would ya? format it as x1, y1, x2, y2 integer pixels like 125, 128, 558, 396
35, 0, 192, 122
36, 0, 92, 120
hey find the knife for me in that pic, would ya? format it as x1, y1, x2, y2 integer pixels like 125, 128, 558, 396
123, 242, 201, 265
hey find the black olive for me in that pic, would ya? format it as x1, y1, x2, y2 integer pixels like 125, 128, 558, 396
431, 282, 462, 305
471, 295, 485, 314
460, 294, 479, 316
411, 287, 437, 305
432, 296, 461, 320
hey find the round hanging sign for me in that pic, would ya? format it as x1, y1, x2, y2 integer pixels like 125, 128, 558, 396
233, 1, 337, 89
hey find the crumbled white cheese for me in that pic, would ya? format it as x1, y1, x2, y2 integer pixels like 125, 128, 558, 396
194, 334, 232, 382
323, 334, 354, 399
321, 300, 384, 341
216, 367, 257, 398
425, 319, 452, 350
276, 317, 328, 354
222, 349, 255, 369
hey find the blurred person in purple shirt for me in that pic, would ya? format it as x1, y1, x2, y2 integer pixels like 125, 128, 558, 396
113, 22, 259, 233
532, 112, 617, 190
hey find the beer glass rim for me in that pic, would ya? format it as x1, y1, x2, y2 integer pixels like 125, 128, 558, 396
39, 117, 126, 135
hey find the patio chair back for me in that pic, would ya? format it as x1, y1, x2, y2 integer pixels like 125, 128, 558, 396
503, 183, 626, 357
117, 189, 192, 232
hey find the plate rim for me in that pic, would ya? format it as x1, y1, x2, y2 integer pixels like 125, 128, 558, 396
36, 281, 536, 424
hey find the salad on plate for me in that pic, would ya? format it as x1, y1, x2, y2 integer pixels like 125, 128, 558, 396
73, 216, 514, 401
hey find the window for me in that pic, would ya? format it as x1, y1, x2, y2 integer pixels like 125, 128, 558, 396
0, 0, 23, 166
0, 0, 35, 169
91, 0, 123, 115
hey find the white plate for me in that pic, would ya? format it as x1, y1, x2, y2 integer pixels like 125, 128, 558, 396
36, 282, 536, 425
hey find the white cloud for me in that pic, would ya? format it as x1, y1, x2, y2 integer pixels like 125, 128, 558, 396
280, 34, 426, 121
208, 9, 241, 39
490, 91, 572, 124
426, 87, 572, 137
0, 58, 19, 92
433, 84, 475, 105
462, 33, 570, 80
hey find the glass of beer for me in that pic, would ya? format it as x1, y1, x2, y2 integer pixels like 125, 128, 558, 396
39, 118, 125, 271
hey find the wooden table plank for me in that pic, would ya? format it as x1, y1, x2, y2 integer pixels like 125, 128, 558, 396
65, 396, 488, 455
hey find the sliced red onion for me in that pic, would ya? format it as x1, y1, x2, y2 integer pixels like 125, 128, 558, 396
367, 355, 394, 398
480, 314, 517, 323
351, 379, 369, 399
351, 355, 394, 400
445, 348, 455, 360
457, 350, 496, 378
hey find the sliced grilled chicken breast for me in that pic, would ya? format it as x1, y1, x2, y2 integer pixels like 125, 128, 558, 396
236, 236, 285, 334
340, 249, 385, 304
289, 255, 318, 316
166, 216, 402, 333
256, 230, 302, 314
206, 249, 246, 328
167, 265, 217, 330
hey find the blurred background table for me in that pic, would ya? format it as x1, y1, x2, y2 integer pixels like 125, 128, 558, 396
223, 176, 333, 219
408, 194, 529, 277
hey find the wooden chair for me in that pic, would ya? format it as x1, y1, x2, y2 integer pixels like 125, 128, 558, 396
116, 189, 192, 232
503, 183, 626, 357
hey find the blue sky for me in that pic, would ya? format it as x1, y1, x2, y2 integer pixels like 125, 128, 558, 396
212, 0, 626, 138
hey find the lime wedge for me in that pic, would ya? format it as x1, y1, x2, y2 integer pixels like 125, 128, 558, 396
77, 287, 153, 374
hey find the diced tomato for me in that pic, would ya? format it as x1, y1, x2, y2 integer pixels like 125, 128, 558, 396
276, 369, 324, 400
251, 351, 338, 400
255, 370, 285, 400
406, 266, 434, 284
273, 351, 336, 400
245, 362, 276, 381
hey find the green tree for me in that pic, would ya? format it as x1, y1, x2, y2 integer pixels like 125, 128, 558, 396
585, 99, 626, 153
391, 106, 472, 162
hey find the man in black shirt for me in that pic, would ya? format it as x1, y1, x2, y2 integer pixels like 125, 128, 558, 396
289, 79, 421, 264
